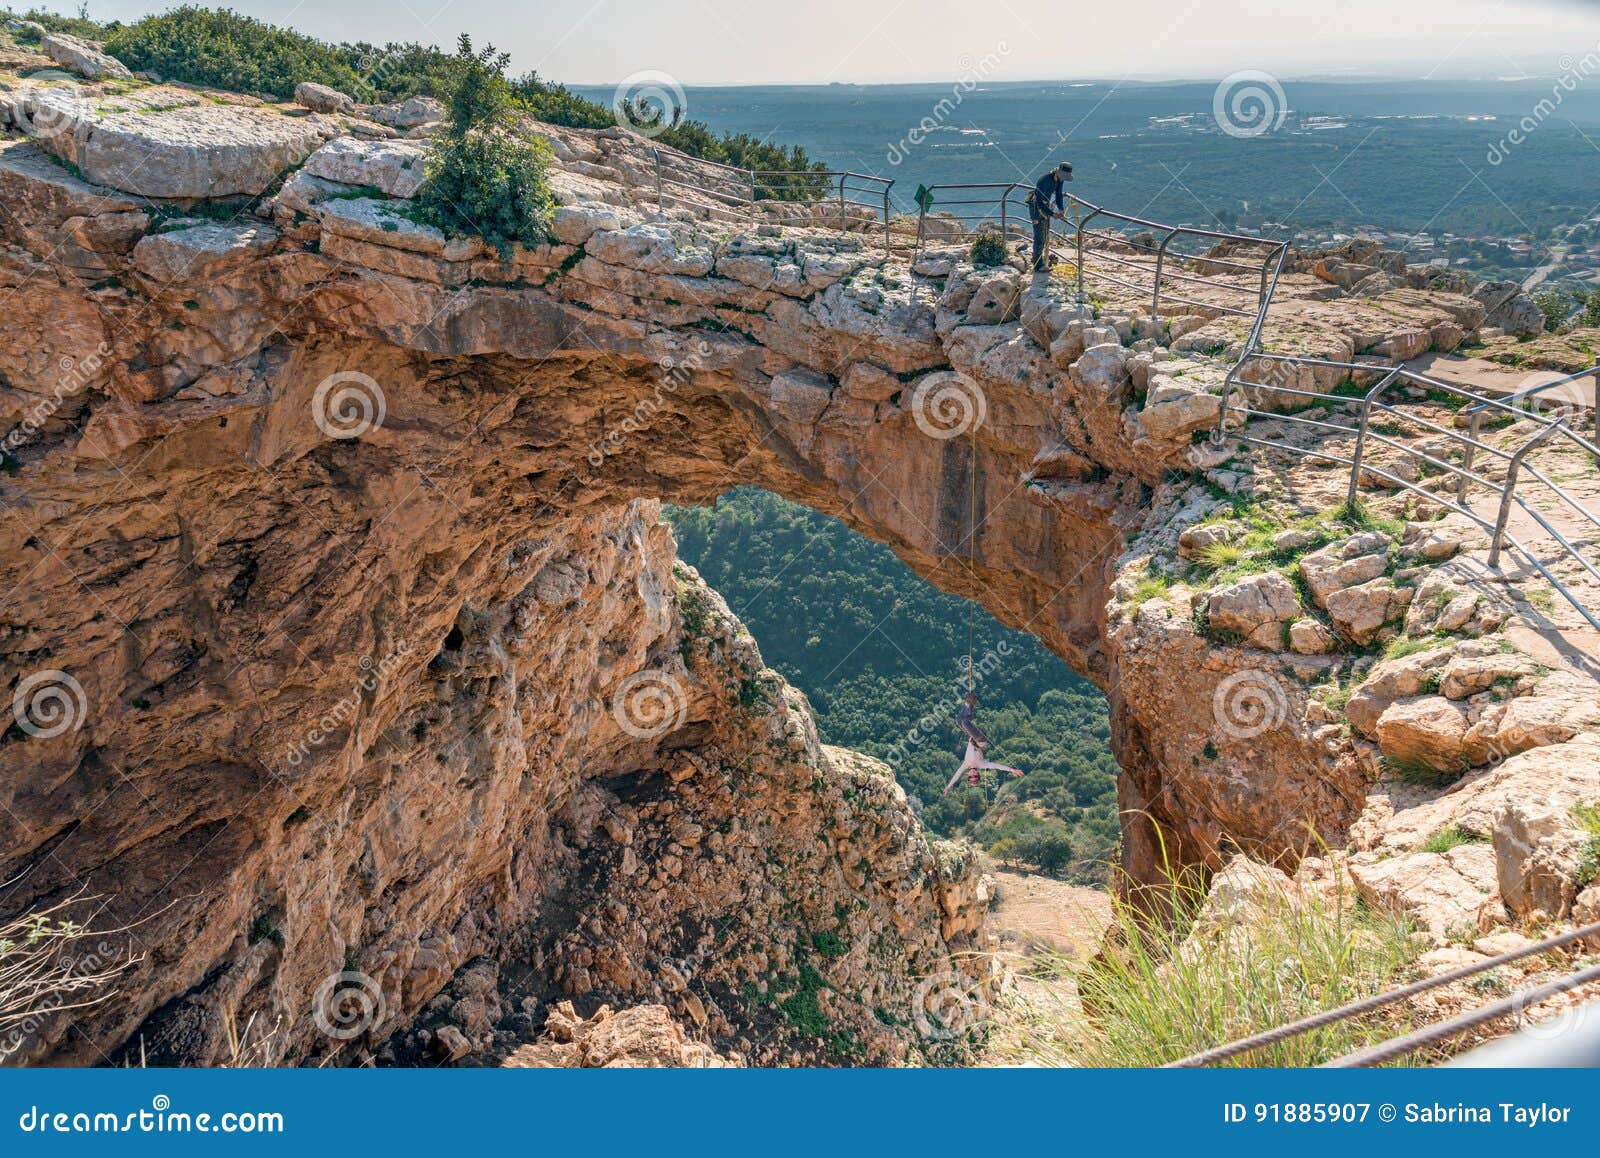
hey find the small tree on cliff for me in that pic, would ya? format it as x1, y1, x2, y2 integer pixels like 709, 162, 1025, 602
412, 36, 555, 260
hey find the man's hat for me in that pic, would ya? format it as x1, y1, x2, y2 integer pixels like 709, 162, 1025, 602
1056, 160, 1074, 176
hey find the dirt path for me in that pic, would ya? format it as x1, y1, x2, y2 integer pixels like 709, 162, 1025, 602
980, 871, 1111, 1065
988, 870, 1112, 961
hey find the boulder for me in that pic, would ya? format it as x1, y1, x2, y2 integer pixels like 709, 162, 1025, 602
551, 201, 625, 247
1350, 271, 1397, 297
1287, 618, 1336, 655
1429, 321, 1465, 353
314, 195, 486, 261
1493, 736, 1600, 918
1068, 343, 1130, 405
1314, 258, 1380, 290
1187, 855, 1297, 937
1178, 520, 1239, 560
964, 271, 1021, 324
1406, 264, 1476, 295
1138, 375, 1222, 442
294, 82, 355, 115
502, 1002, 738, 1068
1348, 844, 1497, 939
1472, 281, 1544, 338
1462, 671, 1598, 766
40, 32, 131, 80
1437, 652, 1536, 700
362, 96, 445, 130
304, 137, 429, 199
1347, 646, 1456, 737
586, 223, 715, 277
1205, 570, 1301, 649
1371, 328, 1430, 360
1325, 576, 1412, 644
433, 1024, 473, 1062
1298, 532, 1391, 607
1375, 695, 1470, 772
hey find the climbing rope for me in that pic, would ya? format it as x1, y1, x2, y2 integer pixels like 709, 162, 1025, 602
1163, 918, 1600, 1068
966, 421, 977, 695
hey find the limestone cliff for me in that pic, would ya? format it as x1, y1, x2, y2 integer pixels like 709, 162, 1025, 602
2, 53, 1598, 1065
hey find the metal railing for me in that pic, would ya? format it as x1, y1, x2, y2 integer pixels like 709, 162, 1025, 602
1213, 349, 1600, 632
650, 148, 896, 255
911, 183, 1289, 326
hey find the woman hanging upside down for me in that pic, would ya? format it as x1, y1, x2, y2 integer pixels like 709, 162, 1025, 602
943, 691, 1024, 795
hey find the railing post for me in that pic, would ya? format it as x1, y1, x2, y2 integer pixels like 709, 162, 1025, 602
838, 175, 846, 234
1213, 365, 1243, 446
1489, 421, 1563, 569
1076, 206, 1100, 307
882, 183, 892, 259
1001, 190, 1008, 240
1152, 229, 1179, 320
1345, 369, 1404, 510
1457, 408, 1486, 504
1592, 354, 1599, 456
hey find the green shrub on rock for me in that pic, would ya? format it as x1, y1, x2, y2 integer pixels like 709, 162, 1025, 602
969, 227, 1007, 268
410, 37, 554, 260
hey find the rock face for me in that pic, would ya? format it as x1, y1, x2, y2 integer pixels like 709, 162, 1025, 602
30, 94, 329, 197
1, 90, 1598, 1064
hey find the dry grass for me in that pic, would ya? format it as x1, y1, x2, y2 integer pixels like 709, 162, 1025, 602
985, 862, 1424, 1067
0, 891, 136, 1060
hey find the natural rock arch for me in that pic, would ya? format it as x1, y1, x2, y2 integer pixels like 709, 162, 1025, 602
6, 117, 1593, 1064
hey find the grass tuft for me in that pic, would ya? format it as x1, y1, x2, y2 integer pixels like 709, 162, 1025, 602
1574, 803, 1600, 889
985, 859, 1422, 1067
1419, 825, 1486, 854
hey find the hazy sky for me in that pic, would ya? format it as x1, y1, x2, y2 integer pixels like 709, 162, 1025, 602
59, 0, 1600, 84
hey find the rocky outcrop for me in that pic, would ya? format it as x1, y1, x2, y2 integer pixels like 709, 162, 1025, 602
21, 86, 330, 197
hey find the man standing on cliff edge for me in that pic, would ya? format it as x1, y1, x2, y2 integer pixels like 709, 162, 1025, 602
1027, 161, 1074, 272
